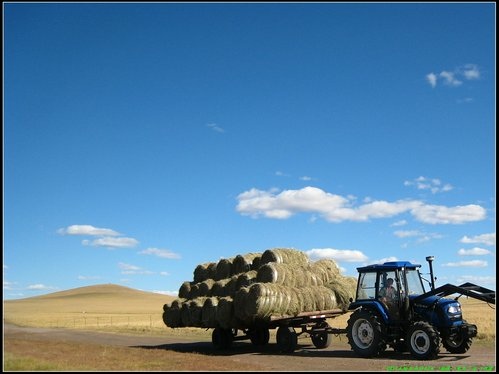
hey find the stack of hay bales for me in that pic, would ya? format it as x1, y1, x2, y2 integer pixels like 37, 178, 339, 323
163, 247, 357, 329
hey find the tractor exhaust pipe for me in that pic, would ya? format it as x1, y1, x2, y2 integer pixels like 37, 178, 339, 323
426, 256, 436, 290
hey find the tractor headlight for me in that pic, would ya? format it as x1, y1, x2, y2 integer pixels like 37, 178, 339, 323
447, 305, 461, 314
447, 303, 462, 319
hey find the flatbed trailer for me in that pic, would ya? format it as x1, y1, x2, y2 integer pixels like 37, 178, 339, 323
211, 308, 349, 352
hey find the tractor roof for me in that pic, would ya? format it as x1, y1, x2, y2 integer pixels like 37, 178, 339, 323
357, 261, 421, 272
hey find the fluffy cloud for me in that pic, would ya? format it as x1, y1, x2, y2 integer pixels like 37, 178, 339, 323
118, 262, 153, 275
139, 248, 181, 259
83, 237, 138, 248
442, 260, 488, 267
460, 233, 495, 246
305, 248, 368, 262
457, 247, 492, 256
236, 186, 486, 224
57, 225, 120, 236
404, 176, 453, 194
426, 64, 480, 88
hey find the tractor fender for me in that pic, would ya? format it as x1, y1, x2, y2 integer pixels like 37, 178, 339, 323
348, 300, 390, 323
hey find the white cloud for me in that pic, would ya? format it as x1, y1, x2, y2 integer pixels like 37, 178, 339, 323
83, 237, 139, 248
457, 247, 492, 256
460, 233, 495, 246
426, 64, 481, 89
411, 204, 486, 224
391, 220, 408, 227
440, 71, 462, 86
306, 248, 368, 262
139, 248, 181, 259
442, 260, 488, 267
77, 275, 102, 280
404, 176, 453, 194
460, 64, 480, 80
118, 262, 153, 275
152, 290, 178, 296
27, 284, 58, 291
455, 275, 495, 286
236, 186, 486, 224
58, 224, 120, 236
372, 256, 399, 264
300, 176, 313, 181
394, 230, 421, 238
426, 73, 437, 88
207, 123, 225, 133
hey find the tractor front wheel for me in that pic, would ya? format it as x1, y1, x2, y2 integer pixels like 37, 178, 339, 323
443, 333, 473, 354
406, 321, 440, 360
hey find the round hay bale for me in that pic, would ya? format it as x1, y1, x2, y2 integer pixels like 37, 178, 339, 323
193, 262, 216, 283
326, 276, 357, 310
260, 248, 309, 265
201, 297, 219, 328
211, 278, 230, 297
236, 270, 257, 290
188, 298, 207, 327
188, 283, 201, 299
162, 298, 185, 328
234, 287, 251, 323
256, 262, 324, 287
198, 279, 215, 296
232, 253, 262, 274
215, 258, 234, 280
311, 259, 341, 284
251, 255, 262, 271
216, 296, 240, 329
178, 281, 192, 299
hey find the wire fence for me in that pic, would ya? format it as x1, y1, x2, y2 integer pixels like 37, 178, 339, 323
8, 314, 166, 331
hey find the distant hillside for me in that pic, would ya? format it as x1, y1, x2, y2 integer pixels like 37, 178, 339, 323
4, 283, 175, 317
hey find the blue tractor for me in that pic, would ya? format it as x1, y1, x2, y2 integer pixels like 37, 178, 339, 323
346, 256, 495, 360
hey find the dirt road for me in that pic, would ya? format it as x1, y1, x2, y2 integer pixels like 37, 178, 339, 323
4, 323, 496, 371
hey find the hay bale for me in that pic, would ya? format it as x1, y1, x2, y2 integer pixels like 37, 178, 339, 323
234, 283, 339, 321
178, 281, 192, 299
217, 296, 243, 329
232, 253, 262, 274
211, 277, 238, 297
215, 258, 234, 280
162, 298, 185, 328
251, 255, 262, 270
311, 259, 341, 284
236, 270, 257, 290
201, 297, 219, 328
260, 248, 309, 265
198, 279, 216, 296
256, 262, 323, 287
326, 276, 357, 310
193, 262, 216, 283
188, 283, 201, 298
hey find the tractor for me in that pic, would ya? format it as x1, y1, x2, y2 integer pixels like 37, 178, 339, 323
346, 256, 495, 360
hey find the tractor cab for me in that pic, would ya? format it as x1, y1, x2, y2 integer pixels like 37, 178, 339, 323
353, 261, 424, 321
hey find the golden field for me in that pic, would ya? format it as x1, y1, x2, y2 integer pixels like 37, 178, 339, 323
3, 283, 496, 342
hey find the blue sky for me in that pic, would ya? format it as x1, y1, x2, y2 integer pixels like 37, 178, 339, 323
3, 2, 496, 299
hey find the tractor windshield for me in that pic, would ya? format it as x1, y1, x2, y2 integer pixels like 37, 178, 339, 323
405, 268, 426, 295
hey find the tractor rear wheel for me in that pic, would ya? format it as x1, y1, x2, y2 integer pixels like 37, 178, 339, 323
346, 309, 387, 357
406, 321, 440, 360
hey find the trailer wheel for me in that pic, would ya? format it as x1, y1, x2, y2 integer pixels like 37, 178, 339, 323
249, 327, 270, 346
276, 326, 298, 353
347, 309, 387, 358
442, 333, 472, 354
212, 327, 233, 350
406, 321, 440, 360
311, 322, 332, 349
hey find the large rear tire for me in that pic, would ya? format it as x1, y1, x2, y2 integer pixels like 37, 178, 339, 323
347, 309, 387, 358
406, 321, 440, 360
